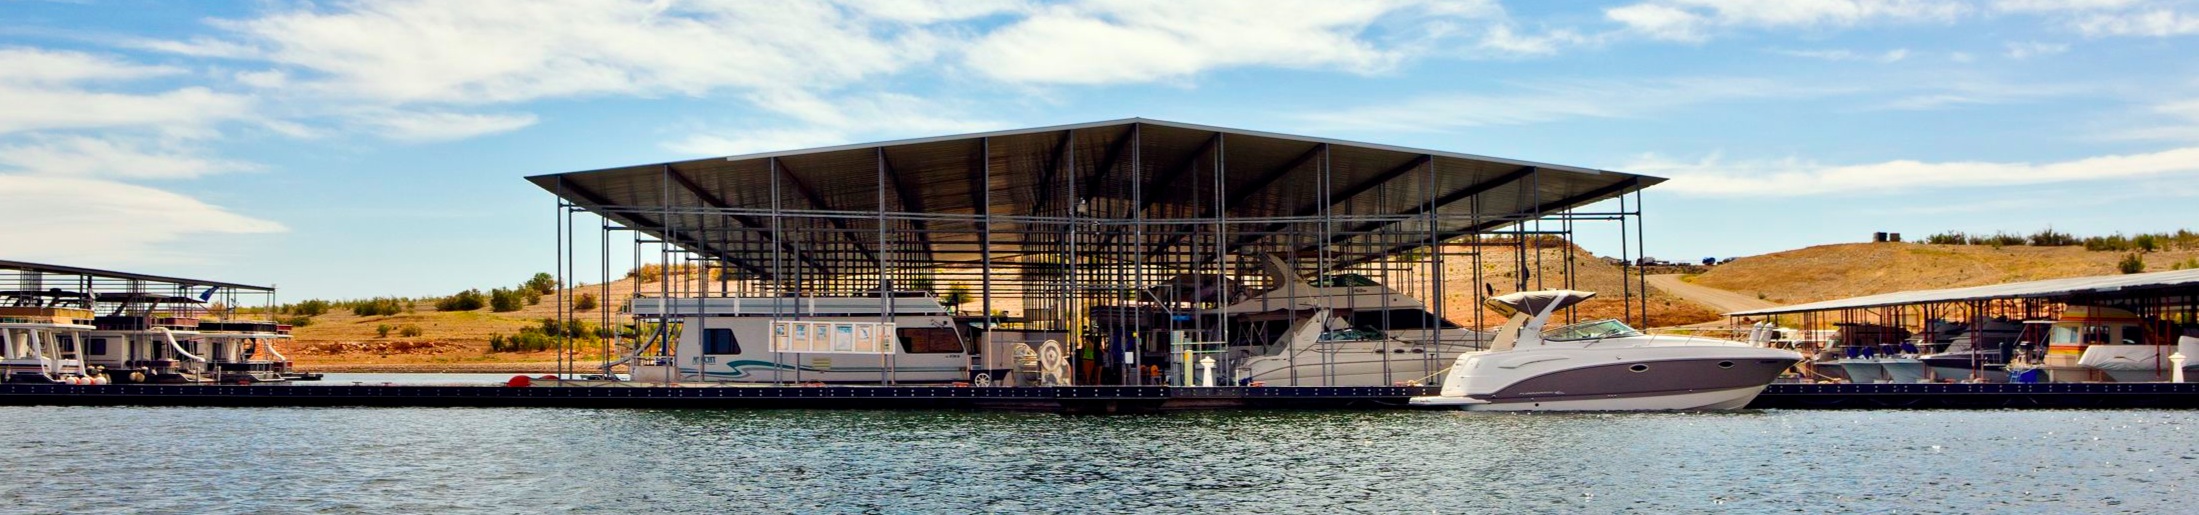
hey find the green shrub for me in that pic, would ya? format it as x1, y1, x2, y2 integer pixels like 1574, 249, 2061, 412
276, 315, 313, 327
2118, 253, 2146, 274
289, 299, 332, 317
398, 324, 424, 337
574, 292, 598, 312
524, 272, 558, 295
523, 289, 542, 305
490, 288, 524, 312
941, 283, 972, 308
351, 297, 406, 317
436, 290, 486, 311
489, 329, 558, 353
1924, 232, 1968, 245
375, 324, 392, 338
2028, 228, 2077, 246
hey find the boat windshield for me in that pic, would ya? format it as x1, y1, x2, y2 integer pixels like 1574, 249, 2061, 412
1541, 319, 1643, 341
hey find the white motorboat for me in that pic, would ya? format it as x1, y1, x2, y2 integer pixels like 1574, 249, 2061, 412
1223, 255, 1487, 387
1411, 290, 1800, 411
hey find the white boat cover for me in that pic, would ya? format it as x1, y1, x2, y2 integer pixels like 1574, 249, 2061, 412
2078, 345, 2172, 371
1484, 290, 1596, 318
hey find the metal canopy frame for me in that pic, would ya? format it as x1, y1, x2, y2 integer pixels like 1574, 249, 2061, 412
530, 119, 1663, 386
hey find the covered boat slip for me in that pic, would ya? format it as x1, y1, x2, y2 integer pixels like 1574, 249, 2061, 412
528, 118, 1665, 386
1729, 268, 2199, 384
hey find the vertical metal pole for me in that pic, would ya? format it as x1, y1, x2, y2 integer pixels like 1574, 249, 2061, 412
979, 137, 992, 383
1636, 190, 1650, 328
878, 146, 892, 384
1129, 126, 1142, 386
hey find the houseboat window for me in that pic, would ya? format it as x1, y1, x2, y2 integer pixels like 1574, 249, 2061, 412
87, 338, 107, 356
2048, 326, 2079, 344
703, 329, 739, 355
897, 327, 963, 354
2083, 326, 2112, 344
2124, 328, 2145, 345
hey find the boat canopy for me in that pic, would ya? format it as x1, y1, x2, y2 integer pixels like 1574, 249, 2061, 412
1485, 290, 1596, 318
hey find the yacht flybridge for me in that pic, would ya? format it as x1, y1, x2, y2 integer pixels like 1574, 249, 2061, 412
1411, 290, 1800, 411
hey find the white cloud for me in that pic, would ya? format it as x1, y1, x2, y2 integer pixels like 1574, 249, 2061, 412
664, 91, 1003, 156
664, 128, 853, 157
2074, 8, 2199, 35
0, 48, 252, 134
1608, 0, 1967, 41
2108, 99, 2199, 141
1475, 25, 1594, 55
346, 110, 539, 142
1626, 146, 2199, 196
0, 175, 285, 264
1772, 48, 1912, 61
2004, 40, 2071, 57
961, 0, 1503, 84
1874, 80, 2092, 110
162, 0, 998, 104
0, 135, 258, 180
1991, 0, 2145, 13
1297, 77, 1818, 132
1607, 4, 1709, 41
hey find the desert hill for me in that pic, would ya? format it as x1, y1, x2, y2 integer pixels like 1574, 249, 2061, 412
1688, 242, 2199, 306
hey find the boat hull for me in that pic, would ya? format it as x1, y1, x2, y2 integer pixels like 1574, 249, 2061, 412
1421, 385, 1772, 411
1831, 360, 1885, 383
1417, 348, 1800, 411
1879, 359, 1931, 383
1236, 348, 1464, 387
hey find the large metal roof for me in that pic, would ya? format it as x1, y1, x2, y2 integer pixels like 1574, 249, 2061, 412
1728, 268, 2199, 317
0, 259, 273, 292
528, 118, 1663, 280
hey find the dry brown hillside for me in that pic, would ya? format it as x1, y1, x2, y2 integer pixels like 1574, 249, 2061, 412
1692, 242, 2199, 305
1375, 241, 1721, 328
286, 276, 654, 371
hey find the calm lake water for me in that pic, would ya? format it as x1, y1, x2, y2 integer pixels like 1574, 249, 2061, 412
1, 397, 2192, 512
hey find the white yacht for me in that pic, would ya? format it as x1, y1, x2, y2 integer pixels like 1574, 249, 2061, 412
621, 294, 997, 384
1221, 255, 1487, 387
1411, 290, 1800, 411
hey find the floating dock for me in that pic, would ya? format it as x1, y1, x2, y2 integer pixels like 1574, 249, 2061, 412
1749, 382, 2199, 409
8, 382, 2199, 411
0, 384, 1430, 413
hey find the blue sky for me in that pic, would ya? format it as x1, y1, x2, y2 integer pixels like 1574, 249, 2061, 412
3, 0, 2198, 299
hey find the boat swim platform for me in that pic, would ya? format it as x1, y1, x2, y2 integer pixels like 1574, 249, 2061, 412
0, 384, 1433, 413
9, 383, 2199, 411
1749, 382, 2199, 409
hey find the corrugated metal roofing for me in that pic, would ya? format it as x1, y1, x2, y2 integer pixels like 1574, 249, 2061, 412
0, 259, 273, 291
527, 118, 1663, 280
1727, 267, 2199, 316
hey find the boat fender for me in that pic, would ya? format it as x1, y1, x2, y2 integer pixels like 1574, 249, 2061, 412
506, 375, 532, 388
128, 372, 145, 383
